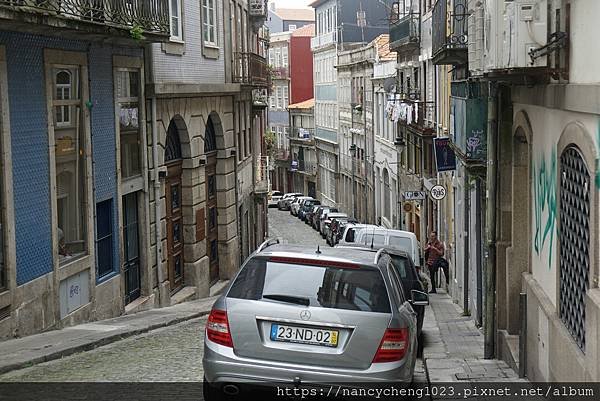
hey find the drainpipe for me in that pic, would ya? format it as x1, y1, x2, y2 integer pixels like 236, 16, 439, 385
484, 82, 498, 359
146, 44, 164, 307
463, 169, 470, 315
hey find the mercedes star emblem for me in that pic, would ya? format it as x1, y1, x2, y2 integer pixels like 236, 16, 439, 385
300, 310, 311, 321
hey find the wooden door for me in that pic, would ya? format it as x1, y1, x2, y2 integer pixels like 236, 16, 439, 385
166, 162, 184, 292
206, 153, 219, 284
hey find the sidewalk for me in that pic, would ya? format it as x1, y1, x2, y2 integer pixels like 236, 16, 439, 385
0, 295, 218, 375
421, 289, 527, 398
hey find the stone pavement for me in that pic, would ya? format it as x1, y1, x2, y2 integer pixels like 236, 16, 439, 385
0, 295, 218, 376
421, 289, 534, 400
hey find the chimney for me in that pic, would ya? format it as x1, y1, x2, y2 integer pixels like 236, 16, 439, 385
269, 1, 276, 12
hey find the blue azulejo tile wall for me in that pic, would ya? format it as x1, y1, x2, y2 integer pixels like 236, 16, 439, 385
0, 30, 141, 285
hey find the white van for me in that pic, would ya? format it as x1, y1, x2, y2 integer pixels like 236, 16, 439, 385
336, 224, 379, 246
353, 228, 422, 268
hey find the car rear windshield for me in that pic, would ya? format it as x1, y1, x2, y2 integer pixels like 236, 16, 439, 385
228, 258, 391, 313
358, 233, 386, 247
388, 236, 412, 252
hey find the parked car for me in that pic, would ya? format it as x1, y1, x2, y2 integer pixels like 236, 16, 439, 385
335, 245, 427, 347
310, 206, 328, 229
312, 206, 338, 231
337, 224, 379, 246
304, 204, 321, 225
267, 190, 283, 208
320, 212, 348, 238
290, 196, 313, 216
298, 199, 321, 221
326, 216, 357, 247
202, 240, 424, 399
277, 193, 303, 210
353, 228, 423, 268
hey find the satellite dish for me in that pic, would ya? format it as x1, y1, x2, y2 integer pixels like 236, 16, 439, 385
383, 77, 397, 93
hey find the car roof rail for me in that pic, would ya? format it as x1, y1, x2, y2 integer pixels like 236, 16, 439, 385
257, 238, 280, 253
373, 248, 388, 265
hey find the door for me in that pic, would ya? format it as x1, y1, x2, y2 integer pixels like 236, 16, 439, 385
123, 192, 141, 304
206, 153, 219, 284
166, 162, 184, 292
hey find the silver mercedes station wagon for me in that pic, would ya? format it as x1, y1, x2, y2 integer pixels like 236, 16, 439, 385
202, 240, 424, 399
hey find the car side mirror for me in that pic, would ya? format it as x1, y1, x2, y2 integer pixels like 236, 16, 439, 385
411, 289, 429, 306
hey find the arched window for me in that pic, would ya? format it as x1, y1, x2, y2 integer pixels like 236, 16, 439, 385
204, 117, 217, 153
559, 146, 591, 352
165, 120, 182, 162
55, 70, 72, 126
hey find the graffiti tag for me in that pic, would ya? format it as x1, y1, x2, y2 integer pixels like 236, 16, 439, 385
467, 136, 482, 153
533, 150, 557, 269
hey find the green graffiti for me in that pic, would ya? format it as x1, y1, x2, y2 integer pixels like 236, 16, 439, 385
533, 149, 557, 269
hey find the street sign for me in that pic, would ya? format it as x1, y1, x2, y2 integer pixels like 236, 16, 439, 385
430, 185, 447, 201
433, 137, 457, 172
404, 191, 426, 201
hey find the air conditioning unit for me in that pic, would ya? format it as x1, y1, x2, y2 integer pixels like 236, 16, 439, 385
501, 0, 548, 68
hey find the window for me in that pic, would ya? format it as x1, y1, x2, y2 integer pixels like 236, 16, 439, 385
202, 0, 217, 46
228, 258, 391, 313
96, 200, 114, 279
288, 24, 297, 31
283, 86, 289, 108
116, 69, 141, 179
282, 46, 289, 68
52, 66, 87, 264
170, 0, 183, 41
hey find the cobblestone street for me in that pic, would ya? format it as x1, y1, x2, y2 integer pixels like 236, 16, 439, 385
267, 208, 328, 246
0, 318, 207, 382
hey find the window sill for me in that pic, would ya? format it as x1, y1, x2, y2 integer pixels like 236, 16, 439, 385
0, 289, 10, 309
96, 270, 119, 285
169, 38, 185, 44
57, 254, 90, 282
162, 41, 185, 56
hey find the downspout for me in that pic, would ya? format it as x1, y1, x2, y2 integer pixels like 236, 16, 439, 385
484, 82, 498, 359
147, 42, 165, 307
463, 169, 470, 315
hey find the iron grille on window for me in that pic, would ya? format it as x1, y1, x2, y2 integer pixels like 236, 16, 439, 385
559, 146, 590, 352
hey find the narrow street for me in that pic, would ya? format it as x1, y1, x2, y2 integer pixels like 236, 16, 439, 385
0, 209, 428, 398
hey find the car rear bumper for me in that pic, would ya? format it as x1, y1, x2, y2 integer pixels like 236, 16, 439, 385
203, 340, 414, 385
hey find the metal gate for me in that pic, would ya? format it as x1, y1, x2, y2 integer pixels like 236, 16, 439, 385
559, 146, 590, 352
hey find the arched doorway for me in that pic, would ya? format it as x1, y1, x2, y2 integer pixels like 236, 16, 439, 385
205, 116, 219, 284
165, 120, 184, 293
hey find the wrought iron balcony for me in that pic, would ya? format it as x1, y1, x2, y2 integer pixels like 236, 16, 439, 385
389, 12, 420, 53
0, 0, 170, 39
432, 0, 469, 65
291, 159, 317, 175
289, 127, 315, 143
233, 52, 270, 88
271, 66, 289, 80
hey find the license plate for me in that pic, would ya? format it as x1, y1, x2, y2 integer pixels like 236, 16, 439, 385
270, 324, 339, 348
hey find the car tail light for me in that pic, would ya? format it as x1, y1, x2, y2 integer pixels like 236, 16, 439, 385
206, 309, 233, 347
372, 328, 409, 363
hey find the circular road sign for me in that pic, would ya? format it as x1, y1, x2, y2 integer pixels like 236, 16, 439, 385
430, 185, 447, 201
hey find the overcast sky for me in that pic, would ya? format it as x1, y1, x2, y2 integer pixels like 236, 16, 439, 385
272, 0, 313, 9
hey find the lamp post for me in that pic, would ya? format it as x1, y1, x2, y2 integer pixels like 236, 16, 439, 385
349, 143, 357, 219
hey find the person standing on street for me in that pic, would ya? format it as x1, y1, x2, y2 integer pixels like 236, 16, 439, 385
424, 231, 445, 294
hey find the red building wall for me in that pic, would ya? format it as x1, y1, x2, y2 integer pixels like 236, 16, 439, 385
289, 35, 314, 105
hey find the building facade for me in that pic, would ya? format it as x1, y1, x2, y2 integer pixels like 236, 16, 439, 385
0, 0, 270, 340
311, 0, 392, 209
289, 99, 318, 197
0, 0, 170, 339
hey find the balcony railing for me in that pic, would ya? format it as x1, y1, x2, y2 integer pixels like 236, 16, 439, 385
389, 12, 420, 52
233, 52, 269, 87
311, 31, 337, 50
290, 127, 315, 142
0, 0, 170, 36
432, 0, 469, 65
255, 155, 271, 194
274, 148, 290, 161
291, 159, 317, 175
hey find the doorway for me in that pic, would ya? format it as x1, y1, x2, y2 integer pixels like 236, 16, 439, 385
123, 192, 141, 304
205, 117, 219, 284
165, 120, 184, 293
